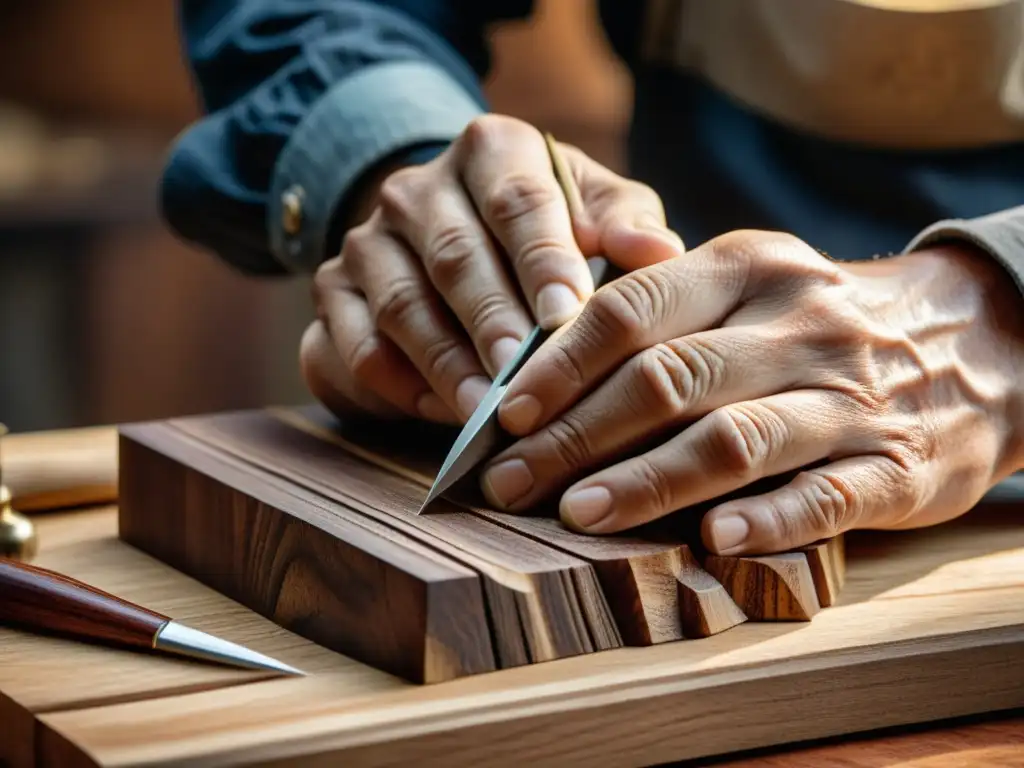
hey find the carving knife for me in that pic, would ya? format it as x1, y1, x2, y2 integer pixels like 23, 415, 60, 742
418, 134, 620, 513
0, 556, 304, 676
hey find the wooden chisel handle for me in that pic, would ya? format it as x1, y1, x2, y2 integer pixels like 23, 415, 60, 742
0, 558, 168, 648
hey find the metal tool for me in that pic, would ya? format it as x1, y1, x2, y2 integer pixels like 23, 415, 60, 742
418, 134, 619, 513
0, 556, 305, 676
0, 424, 38, 561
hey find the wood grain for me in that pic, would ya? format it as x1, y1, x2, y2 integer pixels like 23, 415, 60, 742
0, 507, 375, 768
167, 412, 623, 662
2, 497, 1022, 767
119, 426, 496, 684
704, 553, 822, 621
803, 536, 846, 608
254, 406, 840, 630
714, 716, 1024, 767
676, 556, 749, 637
116, 407, 850, 684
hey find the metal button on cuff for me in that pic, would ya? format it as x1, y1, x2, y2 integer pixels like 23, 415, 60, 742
281, 185, 304, 236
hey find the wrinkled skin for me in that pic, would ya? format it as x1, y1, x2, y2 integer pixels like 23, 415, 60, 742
302, 115, 682, 425
301, 115, 1024, 556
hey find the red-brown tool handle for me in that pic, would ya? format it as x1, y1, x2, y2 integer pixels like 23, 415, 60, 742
0, 559, 168, 648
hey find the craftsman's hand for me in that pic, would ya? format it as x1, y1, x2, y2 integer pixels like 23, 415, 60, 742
480, 231, 1024, 554
299, 115, 683, 424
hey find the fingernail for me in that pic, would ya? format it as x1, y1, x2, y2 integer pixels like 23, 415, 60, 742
708, 514, 750, 553
500, 394, 542, 434
634, 217, 685, 254
489, 336, 522, 373
455, 375, 491, 420
416, 392, 453, 422
482, 459, 534, 508
535, 283, 582, 328
561, 486, 613, 530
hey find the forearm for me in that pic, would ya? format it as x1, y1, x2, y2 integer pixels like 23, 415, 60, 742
161, 1, 532, 276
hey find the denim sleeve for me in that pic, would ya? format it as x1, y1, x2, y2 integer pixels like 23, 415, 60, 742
161, 1, 534, 276
905, 205, 1024, 301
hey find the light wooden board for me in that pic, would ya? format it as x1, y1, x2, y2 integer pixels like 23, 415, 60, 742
0, 507, 395, 768
17, 500, 1024, 767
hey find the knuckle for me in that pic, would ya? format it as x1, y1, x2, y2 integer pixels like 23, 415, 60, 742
378, 167, 421, 221
508, 235, 571, 274
629, 342, 707, 417
631, 347, 690, 417
760, 499, 803, 551
633, 455, 676, 514
311, 258, 338, 306
484, 173, 558, 225
461, 114, 531, 154
423, 225, 478, 290
791, 472, 855, 537
545, 338, 588, 390
708, 229, 826, 287
585, 273, 665, 348
705, 405, 780, 477
646, 337, 725, 410
339, 225, 374, 280
465, 291, 520, 335
346, 333, 383, 381
371, 277, 424, 332
545, 413, 594, 471
420, 334, 464, 381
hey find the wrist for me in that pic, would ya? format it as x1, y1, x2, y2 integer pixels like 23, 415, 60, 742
892, 243, 1024, 474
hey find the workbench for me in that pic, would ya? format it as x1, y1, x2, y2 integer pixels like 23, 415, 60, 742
1, 426, 1022, 767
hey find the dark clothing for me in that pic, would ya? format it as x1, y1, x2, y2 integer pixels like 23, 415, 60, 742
162, 0, 1024, 296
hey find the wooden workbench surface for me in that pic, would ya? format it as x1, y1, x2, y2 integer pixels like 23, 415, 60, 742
1, 428, 1022, 767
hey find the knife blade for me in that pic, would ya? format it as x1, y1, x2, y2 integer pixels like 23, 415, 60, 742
417, 134, 620, 513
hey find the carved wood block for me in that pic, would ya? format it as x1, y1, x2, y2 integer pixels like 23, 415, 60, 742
704, 553, 822, 621
118, 406, 846, 683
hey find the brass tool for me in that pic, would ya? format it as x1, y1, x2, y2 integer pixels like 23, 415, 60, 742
0, 424, 38, 561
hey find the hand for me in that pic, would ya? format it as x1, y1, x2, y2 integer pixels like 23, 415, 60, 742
300, 115, 684, 424
479, 231, 1024, 555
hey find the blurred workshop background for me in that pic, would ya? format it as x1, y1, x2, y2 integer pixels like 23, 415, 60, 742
0, 0, 630, 433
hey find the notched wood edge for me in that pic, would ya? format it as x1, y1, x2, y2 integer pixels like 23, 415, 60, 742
703, 553, 821, 621
801, 536, 846, 608
675, 554, 747, 638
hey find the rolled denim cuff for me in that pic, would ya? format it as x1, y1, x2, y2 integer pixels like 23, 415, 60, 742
268, 60, 485, 273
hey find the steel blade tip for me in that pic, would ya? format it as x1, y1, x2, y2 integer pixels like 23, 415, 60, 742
417, 484, 444, 515
154, 621, 305, 676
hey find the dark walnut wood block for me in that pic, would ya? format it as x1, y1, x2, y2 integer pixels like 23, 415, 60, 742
117, 406, 846, 683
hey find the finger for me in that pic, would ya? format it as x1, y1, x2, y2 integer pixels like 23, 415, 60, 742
316, 269, 457, 424
343, 223, 490, 421
498, 241, 751, 435
379, 168, 533, 375
701, 455, 920, 555
558, 145, 684, 269
555, 389, 869, 534
459, 117, 594, 328
299, 320, 404, 420
480, 325, 800, 509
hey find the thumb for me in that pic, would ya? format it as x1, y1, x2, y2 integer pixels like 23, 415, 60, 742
566, 150, 685, 270
601, 214, 686, 271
